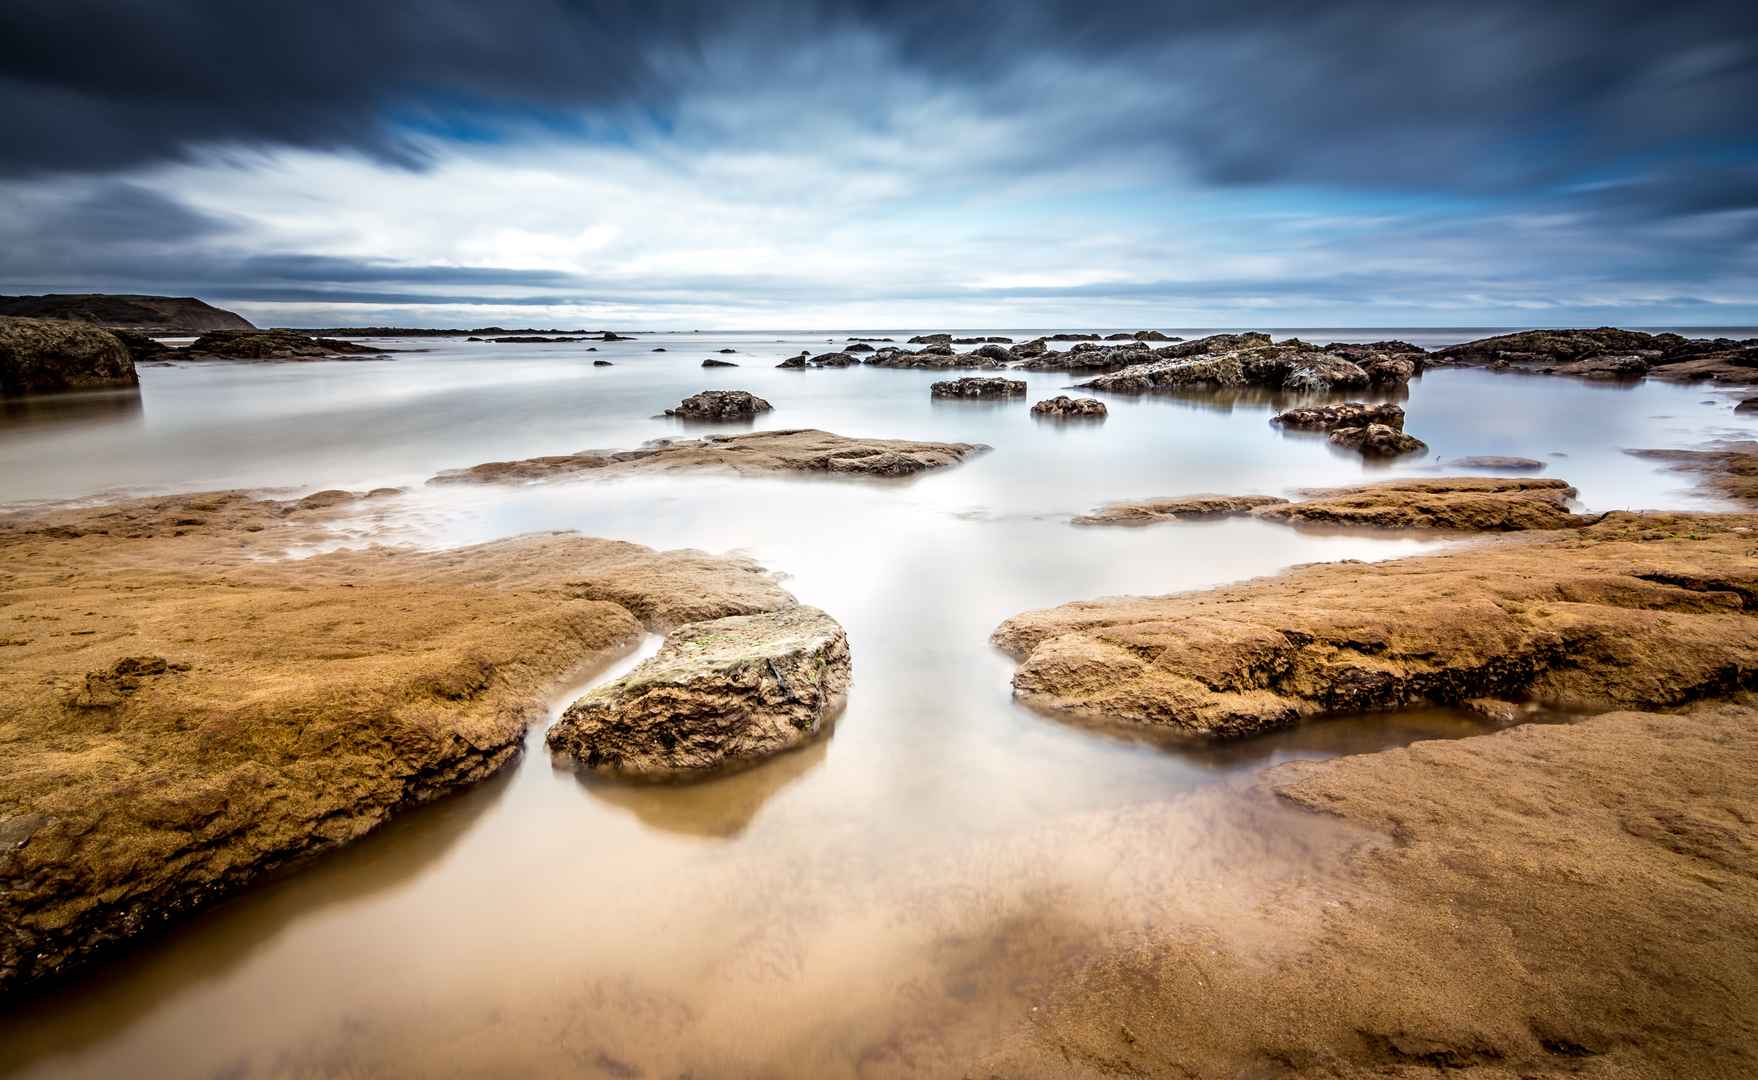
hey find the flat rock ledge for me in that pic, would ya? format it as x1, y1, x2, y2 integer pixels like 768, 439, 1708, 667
931, 377, 1026, 399
1272, 401, 1405, 431
1074, 494, 1290, 525
1030, 395, 1108, 419
1432, 327, 1758, 386
547, 606, 850, 780
993, 511, 1758, 738
431, 429, 988, 484
1328, 422, 1428, 457
1078, 477, 1587, 533
664, 390, 772, 420
0, 491, 795, 994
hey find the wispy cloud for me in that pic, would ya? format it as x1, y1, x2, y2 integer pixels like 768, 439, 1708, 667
1, 1, 1753, 325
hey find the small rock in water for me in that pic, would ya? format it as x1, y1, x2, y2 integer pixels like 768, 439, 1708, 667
1030, 395, 1108, 419
1328, 423, 1428, 457
664, 390, 772, 420
702, 358, 738, 367
546, 606, 851, 780
1272, 402, 1405, 431
931, 377, 1027, 399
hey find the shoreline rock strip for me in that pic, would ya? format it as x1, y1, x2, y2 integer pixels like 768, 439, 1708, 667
547, 606, 850, 780
430, 429, 989, 484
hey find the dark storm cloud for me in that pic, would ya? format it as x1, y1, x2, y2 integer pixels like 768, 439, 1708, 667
2, 0, 1754, 192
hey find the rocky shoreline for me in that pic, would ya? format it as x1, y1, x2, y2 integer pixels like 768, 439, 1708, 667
0, 489, 798, 995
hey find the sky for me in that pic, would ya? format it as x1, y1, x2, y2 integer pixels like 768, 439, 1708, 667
1, 0, 1755, 330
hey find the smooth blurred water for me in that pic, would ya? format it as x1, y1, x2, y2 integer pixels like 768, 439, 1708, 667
1, 328, 1751, 1078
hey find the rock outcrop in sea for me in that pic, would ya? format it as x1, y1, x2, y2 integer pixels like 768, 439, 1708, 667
546, 606, 851, 780
994, 511, 1757, 739
0, 316, 139, 395
930, 377, 1027, 399
1328, 422, 1428, 457
665, 390, 772, 420
1433, 328, 1758, 386
1271, 401, 1406, 431
1075, 334, 1416, 395
1030, 395, 1108, 419
431, 429, 989, 484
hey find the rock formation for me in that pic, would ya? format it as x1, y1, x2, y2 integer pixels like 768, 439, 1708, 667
1073, 494, 1290, 524
993, 511, 1758, 739
664, 390, 772, 420
1271, 401, 1406, 431
1075, 336, 1413, 395
0, 316, 138, 395
183, 330, 390, 360
1256, 477, 1586, 531
1029, 395, 1108, 419
1433, 328, 1758, 386
1076, 477, 1584, 532
1327, 422, 1428, 457
546, 606, 850, 780
0, 490, 795, 994
431, 429, 989, 484
930, 377, 1027, 399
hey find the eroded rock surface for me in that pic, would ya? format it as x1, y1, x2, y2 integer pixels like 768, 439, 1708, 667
1257, 477, 1587, 531
0, 491, 794, 994
1076, 477, 1584, 532
1434, 327, 1758, 386
1327, 422, 1428, 457
983, 698, 1758, 1078
184, 330, 390, 360
994, 512, 1758, 738
864, 347, 1005, 370
931, 377, 1026, 399
431, 429, 988, 484
1272, 401, 1405, 431
1073, 494, 1290, 525
664, 390, 772, 420
546, 606, 850, 779
0, 316, 138, 395
1076, 337, 1412, 395
1030, 395, 1108, 419
1627, 441, 1758, 504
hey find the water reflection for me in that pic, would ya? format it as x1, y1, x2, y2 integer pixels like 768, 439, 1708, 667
574, 737, 831, 839
0, 387, 142, 430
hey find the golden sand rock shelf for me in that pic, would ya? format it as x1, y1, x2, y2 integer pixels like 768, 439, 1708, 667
0, 489, 796, 994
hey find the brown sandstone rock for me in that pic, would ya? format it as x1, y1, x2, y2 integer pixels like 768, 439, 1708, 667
0, 491, 795, 994
1073, 494, 1290, 524
430, 429, 988, 484
1328, 422, 1427, 457
993, 511, 1758, 738
1272, 401, 1405, 431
